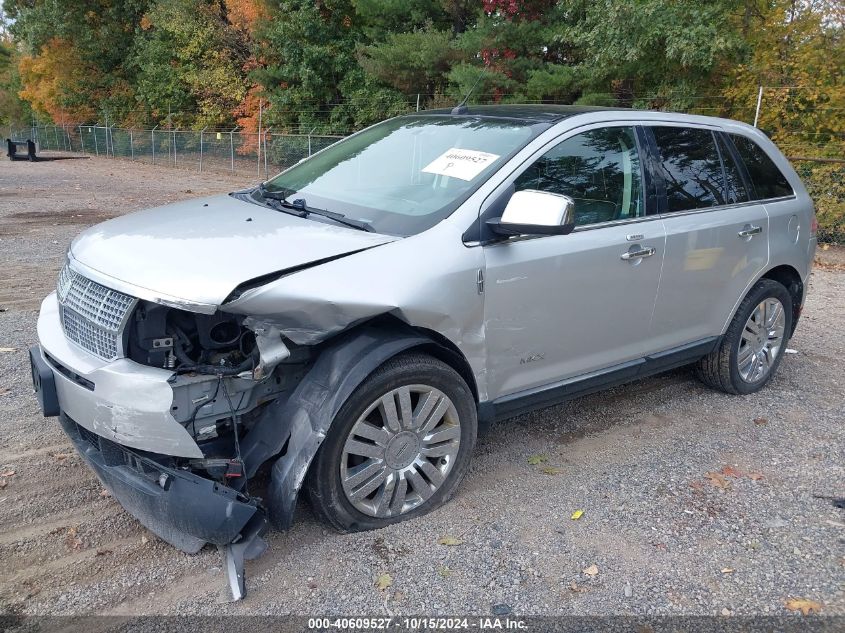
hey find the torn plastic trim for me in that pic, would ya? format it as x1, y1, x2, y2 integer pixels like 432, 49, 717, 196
237, 325, 436, 530
60, 412, 268, 600
60, 413, 264, 552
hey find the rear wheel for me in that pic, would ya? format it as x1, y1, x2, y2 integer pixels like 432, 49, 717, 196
306, 352, 477, 532
696, 279, 793, 395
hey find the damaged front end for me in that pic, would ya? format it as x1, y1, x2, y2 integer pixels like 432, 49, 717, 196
57, 413, 267, 599
33, 274, 317, 599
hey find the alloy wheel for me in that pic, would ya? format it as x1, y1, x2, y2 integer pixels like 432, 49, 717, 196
738, 298, 786, 383
340, 385, 461, 518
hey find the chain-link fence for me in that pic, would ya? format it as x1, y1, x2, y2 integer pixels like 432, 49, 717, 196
6, 111, 843, 243
6, 123, 343, 180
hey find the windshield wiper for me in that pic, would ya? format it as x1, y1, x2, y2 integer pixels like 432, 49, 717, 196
256, 184, 375, 233
257, 182, 297, 201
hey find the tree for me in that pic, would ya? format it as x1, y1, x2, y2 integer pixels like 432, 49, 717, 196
721, 0, 844, 240
129, 0, 252, 127
0, 39, 31, 125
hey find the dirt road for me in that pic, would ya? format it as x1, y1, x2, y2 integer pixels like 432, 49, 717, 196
0, 153, 842, 618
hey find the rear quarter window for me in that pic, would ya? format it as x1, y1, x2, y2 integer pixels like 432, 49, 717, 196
729, 134, 794, 200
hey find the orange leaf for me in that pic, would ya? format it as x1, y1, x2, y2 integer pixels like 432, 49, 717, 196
720, 466, 743, 478
784, 598, 822, 615
705, 472, 730, 489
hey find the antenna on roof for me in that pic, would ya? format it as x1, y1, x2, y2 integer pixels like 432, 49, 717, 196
451, 72, 485, 115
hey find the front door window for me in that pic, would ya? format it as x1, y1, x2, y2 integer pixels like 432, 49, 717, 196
513, 126, 644, 226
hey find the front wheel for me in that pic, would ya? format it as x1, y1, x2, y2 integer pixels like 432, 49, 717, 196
305, 352, 477, 532
696, 279, 793, 395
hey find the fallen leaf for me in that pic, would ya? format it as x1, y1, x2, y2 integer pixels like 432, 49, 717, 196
52, 453, 71, 462
100, 489, 111, 497
689, 480, 704, 491
569, 581, 588, 593
65, 526, 82, 550
541, 466, 563, 475
0, 348, 16, 353
720, 466, 743, 478
0, 469, 15, 477
721, 568, 735, 574
0, 479, 6, 489
705, 472, 730, 489
582, 564, 599, 577
747, 472, 764, 481
753, 417, 768, 426
570, 510, 584, 520
438, 565, 451, 578
375, 573, 393, 591
437, 536, 463, 546
821, 243, 830, 251
784, 598, 822, 615
527, 454, 548, 465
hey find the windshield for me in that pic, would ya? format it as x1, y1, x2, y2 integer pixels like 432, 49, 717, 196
261, 115, 542, 235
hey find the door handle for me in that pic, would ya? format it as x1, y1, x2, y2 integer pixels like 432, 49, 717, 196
620, 246, 656, 261
738, 225, 762, 238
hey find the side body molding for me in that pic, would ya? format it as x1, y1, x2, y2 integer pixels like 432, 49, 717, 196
237, 326, 432, 530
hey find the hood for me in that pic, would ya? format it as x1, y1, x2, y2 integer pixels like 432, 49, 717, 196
70, 194, 397, 307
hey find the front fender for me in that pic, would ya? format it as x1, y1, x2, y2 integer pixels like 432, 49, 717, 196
238, 325, 431, 530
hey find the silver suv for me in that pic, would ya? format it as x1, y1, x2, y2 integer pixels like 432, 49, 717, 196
30, 105, 816, 597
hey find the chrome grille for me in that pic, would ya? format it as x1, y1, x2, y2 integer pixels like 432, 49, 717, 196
57, 264, 136, 361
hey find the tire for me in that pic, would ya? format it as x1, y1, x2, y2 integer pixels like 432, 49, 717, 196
305, 352, 477, 532
695, 279, 793, 395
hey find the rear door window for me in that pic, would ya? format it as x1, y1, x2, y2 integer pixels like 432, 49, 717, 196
716, 134, 750, 204
729, 134, 794, 200
651, 127, 726, 213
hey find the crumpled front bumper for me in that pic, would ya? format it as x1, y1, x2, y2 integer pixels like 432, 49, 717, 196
33, 293, 268, 598
36, 292, 204, 458
58, 412, 262, 553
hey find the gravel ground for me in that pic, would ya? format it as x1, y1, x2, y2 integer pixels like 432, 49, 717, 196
0, 153, 843, 619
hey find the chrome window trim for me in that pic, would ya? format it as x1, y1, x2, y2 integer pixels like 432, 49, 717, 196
466, 114, 799, 247
473, 193, 797, 247
656, 194, 797, 220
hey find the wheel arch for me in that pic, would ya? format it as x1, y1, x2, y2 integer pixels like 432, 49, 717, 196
238, 318, 477, 531
722, 264, 804, 338
394, 322, 479, 404
760, 264, 803, 336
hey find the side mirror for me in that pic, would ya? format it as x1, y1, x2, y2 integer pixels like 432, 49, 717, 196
486, 189, 576, 237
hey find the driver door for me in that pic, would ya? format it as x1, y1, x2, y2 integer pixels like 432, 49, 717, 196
482, 125, 666, 399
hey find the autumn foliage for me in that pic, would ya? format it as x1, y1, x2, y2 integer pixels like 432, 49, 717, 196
1, 1, 842, 236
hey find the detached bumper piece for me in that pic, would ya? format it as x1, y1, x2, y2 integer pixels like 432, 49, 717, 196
59, 414, 267, 600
